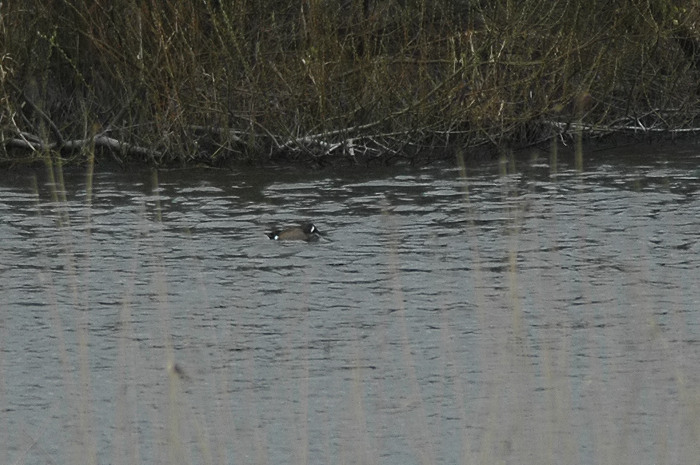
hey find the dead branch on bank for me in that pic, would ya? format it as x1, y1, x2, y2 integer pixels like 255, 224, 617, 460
3, 133, 162, 162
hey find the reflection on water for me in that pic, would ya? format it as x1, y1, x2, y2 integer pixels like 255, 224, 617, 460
1, 145, 699, 464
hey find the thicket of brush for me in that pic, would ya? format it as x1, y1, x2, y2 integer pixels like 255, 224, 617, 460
2, 0, 700, 167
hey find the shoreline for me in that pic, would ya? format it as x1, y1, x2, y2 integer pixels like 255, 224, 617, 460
3, 1, 700, 168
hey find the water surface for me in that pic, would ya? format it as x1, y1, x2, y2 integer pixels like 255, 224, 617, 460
1, 144, 699, 464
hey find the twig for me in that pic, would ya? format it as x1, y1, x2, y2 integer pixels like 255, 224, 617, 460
3, 133, 162, 161
6, 79, 66, 148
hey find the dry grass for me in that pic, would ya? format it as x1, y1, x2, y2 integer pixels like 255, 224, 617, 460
2, 1, 700, 166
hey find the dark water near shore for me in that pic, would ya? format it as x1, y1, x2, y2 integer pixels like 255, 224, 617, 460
1, 144, 699, 464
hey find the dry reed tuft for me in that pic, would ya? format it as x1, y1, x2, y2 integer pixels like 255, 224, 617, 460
3, 1, 700, 166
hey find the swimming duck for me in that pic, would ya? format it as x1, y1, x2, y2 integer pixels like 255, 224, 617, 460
266, 223, 322, 242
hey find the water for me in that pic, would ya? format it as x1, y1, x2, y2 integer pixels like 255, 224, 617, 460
1, 144, 699, 465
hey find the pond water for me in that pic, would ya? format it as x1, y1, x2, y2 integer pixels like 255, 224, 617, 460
1, 143, 699, 465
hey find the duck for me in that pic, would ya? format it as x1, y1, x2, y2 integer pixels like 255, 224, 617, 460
266, 223, 322, 242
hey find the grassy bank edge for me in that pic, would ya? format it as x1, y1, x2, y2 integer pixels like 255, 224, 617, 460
2, 1, 700, 168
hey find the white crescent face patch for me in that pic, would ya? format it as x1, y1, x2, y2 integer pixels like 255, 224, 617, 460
309, 225, 316, 233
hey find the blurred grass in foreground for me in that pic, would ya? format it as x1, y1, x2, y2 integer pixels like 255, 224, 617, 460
2, 150, 699, 464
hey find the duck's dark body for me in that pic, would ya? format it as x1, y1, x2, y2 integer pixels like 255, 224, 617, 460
266, 223, 321, 242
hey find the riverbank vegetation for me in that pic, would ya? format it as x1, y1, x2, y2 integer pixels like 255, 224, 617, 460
2, 0, 700, 167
